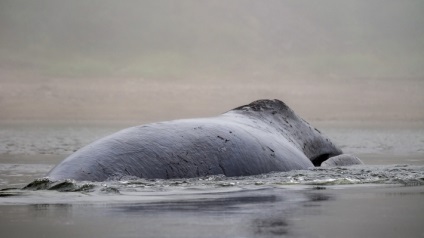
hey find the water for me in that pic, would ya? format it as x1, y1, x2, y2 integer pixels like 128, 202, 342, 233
1, 122, 424, 238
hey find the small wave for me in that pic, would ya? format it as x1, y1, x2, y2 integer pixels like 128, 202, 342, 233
280, 165, 424, 186
23, 178, 95, 192
18, 164, 424, 195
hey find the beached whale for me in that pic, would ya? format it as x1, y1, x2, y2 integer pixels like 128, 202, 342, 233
46, 99, 362, 182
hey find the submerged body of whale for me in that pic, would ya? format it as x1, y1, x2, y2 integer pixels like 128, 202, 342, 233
47, 99, 361, 182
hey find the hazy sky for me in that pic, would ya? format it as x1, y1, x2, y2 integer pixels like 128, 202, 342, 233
1, 0, 423, 79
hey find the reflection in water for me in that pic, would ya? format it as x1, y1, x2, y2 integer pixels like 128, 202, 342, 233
114, 193, 279, 213
106, 189, 293, 237
2, 185, 423, 238
30, 204, 73, 223
0, 188, 328, 238
102, 188, 330, 237
253, 217, 289, 236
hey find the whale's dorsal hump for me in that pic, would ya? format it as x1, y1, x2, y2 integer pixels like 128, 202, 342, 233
229, 99, 343, 165
231, 99, 296, 118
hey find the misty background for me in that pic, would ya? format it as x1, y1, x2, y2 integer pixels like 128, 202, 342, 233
0, 0, 423, 123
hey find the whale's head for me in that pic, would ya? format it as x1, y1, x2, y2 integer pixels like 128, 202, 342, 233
232, 99, 343, 166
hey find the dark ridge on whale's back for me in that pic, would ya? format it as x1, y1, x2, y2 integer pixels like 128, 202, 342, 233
231, 99, 299, 122
233, 99, 292, 113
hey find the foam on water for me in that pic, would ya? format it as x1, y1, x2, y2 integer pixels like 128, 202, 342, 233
28, 164, 424, 190
0, 164, 421, 205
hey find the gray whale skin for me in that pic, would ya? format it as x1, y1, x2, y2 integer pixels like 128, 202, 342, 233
47, 99, 362, 182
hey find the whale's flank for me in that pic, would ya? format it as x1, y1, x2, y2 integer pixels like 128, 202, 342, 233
47, 99, 351, 182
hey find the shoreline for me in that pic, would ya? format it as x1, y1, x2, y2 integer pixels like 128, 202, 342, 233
1, 74, 423, 123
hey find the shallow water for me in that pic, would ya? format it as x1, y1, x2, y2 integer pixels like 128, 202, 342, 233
1, 122, 424, 237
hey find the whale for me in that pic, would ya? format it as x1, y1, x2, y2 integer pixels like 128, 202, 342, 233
46, 99, 361, 182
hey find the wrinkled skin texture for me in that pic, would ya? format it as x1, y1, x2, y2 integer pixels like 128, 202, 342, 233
47, 99, 346, 182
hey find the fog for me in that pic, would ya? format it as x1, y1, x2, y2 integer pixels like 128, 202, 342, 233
1, 0, 423, 123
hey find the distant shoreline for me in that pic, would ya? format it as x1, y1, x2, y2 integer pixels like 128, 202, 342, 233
1, 72, 423, 123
